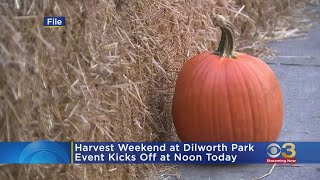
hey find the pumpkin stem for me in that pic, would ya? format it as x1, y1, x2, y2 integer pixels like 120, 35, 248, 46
212, 15, 238, 59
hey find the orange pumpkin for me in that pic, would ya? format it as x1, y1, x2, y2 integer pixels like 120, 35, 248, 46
172, 15, 283, 142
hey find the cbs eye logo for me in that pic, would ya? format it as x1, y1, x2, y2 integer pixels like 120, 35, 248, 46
267, 143, 296, 158
19, 140, 70, 164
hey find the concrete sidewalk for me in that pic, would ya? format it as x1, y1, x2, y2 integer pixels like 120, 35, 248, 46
177, 7, 320, 180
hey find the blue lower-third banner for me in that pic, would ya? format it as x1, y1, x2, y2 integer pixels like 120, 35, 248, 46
1, 141, 320, 164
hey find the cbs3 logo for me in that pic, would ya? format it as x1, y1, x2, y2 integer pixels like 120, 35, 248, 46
267, 143, 296, 158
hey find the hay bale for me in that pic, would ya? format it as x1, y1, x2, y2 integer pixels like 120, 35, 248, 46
0, 0, 308, 179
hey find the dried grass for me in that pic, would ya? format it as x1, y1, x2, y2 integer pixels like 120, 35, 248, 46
0, 0, 310, 179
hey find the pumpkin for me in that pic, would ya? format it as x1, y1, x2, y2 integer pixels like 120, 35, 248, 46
172, 15, 283, 142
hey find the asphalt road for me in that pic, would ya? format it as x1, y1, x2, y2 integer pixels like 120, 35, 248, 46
177, 8, 320, 180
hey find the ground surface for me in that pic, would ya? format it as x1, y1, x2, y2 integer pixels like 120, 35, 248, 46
177, 6, 320, 180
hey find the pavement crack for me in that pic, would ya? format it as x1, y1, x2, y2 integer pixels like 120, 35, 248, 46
266, 62, 320, 67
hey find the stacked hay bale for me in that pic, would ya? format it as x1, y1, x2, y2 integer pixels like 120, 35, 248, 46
0, 0, 308, 179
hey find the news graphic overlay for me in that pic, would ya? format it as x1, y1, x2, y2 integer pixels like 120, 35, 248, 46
71, 142, 320, 164
1, 142, 320, 164
43, 16, 65, 28
0, 140, 71, 164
